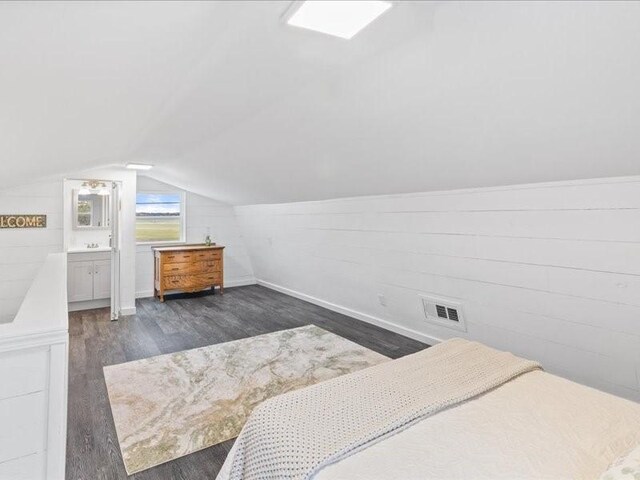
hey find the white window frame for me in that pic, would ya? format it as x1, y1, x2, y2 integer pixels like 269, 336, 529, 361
135, 190, 187, 245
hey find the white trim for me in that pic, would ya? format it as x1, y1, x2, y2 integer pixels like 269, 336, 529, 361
68, 298, 110, 312
120, 306, 137, 316
68, 300, 136, 316
257, 279, 442, 346
136, 290, 155, 299
46, 341, 68, 479
0, 330, 67, 353
226, 277, 257, 288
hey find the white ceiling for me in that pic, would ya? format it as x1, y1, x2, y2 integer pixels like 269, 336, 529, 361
2, 1, 640, 204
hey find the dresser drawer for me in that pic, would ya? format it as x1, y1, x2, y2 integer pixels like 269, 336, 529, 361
162, 259, 222, 275
162, 261, 206, 275
163, 273, 222, 290
193, 250, 222, 261
162, 251, 194, 264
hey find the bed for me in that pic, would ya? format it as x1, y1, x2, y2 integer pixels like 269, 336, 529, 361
218, 340, 640, 480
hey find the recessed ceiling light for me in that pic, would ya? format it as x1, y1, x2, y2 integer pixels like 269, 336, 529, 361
126, 163, 154, 171
286, 1, 392, 40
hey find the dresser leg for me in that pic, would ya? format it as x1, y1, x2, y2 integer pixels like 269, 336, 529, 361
220, 285, 224, 295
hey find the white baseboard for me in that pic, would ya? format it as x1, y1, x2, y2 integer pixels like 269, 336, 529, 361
226, 277, 258, 288
121, 306, 136, 316
257, 279, 442, 346
135, 277, 257, 299
68, 299, 109, 312
68, 299, 136, 316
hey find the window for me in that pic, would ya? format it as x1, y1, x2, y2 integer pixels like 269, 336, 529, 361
136, 192, 185, 243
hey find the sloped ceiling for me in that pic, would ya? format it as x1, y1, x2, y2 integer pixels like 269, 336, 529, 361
2, 1, 640, 204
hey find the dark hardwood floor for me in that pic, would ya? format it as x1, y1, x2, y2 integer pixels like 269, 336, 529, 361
66, 285, 427, 480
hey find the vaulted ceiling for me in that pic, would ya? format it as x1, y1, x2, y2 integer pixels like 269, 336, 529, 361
2, 1, 640, 204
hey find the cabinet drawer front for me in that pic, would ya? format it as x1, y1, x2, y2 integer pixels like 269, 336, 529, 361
203, 272, 222, 284
194, 250, 222, 261
162, 259, 221, 275
162, 261, 205, 275
163, 275, 191, 289
203, 260, 222, 272
163, 273, 221, 290
162, 252, 194, 264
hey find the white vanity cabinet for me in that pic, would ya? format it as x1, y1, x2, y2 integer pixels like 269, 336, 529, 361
93, 259, 111, 300
67, 251, 111, 305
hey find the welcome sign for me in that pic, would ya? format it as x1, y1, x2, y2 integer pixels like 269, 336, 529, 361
0, 215, 47, 229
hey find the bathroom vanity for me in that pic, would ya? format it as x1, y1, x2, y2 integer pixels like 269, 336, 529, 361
65, 180, 114, 311
67, 250, 111, 305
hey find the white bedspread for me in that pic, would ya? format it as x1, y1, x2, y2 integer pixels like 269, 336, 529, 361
219, 370, 640, 480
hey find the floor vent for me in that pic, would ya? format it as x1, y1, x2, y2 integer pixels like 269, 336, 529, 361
419, 294, 467, 332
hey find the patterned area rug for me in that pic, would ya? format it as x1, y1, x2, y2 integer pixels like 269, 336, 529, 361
103, 325, 389, 475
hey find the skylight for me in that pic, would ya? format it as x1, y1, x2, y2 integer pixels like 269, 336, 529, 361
126, 163, 154, 171
287, 1, 392, 40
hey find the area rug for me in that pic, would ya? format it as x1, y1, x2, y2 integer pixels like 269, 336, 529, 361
103, 325, 389, 474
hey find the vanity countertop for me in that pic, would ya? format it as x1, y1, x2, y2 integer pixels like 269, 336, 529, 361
68, 246, 111, 253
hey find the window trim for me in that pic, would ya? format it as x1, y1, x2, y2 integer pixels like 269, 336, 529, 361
135, 190, 187, 245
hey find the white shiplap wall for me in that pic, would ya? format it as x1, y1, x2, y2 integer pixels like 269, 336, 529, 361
235, 177, 640, 401
0, 180, 64, 323
135, 177, 255, 297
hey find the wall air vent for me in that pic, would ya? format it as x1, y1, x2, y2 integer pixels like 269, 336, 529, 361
419, 294, 467, 332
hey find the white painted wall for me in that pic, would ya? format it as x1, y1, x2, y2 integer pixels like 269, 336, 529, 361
236, 176, 640, 401
0, 180, 63, 323
135, 176, 255, 298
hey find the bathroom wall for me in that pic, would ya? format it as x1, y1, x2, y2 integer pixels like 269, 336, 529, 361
135, 176, 255, 298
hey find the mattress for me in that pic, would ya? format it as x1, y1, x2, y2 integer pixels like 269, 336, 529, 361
218, 370, 640, 480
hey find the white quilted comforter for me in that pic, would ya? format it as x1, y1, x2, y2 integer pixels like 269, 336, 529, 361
221, 338, 540, 480
218, 342, 640, 480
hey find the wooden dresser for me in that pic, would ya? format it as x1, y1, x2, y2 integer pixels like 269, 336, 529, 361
153, 244, 224, 302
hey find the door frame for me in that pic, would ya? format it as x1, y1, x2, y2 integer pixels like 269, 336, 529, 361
110, 181, 122, 321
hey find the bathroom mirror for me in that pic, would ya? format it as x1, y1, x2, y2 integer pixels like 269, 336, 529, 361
73, 190, 111, 229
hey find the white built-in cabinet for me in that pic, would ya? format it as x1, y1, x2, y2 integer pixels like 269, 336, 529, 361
67, 251, 111, 304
